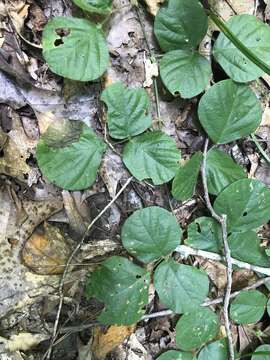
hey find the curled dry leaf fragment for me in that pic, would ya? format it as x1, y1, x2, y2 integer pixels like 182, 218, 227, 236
144, 0, 165, 16
143, 58, 159, 88
5, 332, 48, 352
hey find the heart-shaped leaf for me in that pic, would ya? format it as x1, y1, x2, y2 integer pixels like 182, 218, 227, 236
198, 79, 262, 144
252, 345, 270, 360
160, 50, 211, 98
214, 14, 270, 82
198, 339, 228, 360
85, 256, 150, 325
123, 131, 180, 185
101, 82, 152, 139
42, 17, 109, 81
122, 207, 181, 263
157, 351, 196, 360
154, 259, 209, 314
72, 0, 112, 14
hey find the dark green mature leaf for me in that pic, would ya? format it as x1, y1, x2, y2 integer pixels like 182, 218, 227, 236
122, 207, 181, 263
176, 308, 219, 351
72, 0, 112, 14
198, 80, 262, 144
154, 0, 208, 52
42, 17, 109, 81
123, 131, 180, 185
101, 82, 152, 139
214, 15, 270, 82
85, 256, 150, 325
160, 50, 211, 99
172, 152, 202, 201
154, 259, 209, 314
230, 290, 267, 324
206, 148, 246, 195
252, 345, 270, 360
37, 121, 106, 190
156, 351, 196, 360
198, 339, 228, 360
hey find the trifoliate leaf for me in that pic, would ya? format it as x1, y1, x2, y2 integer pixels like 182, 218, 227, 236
156, 350, 196, 360
252, 345, 270, 360
198, 339, 228, 360
72, 0, 112, 15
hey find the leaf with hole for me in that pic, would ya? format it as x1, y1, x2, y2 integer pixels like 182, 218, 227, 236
123, 131, 180, 185
172, 151, 202, 201
214, 14, 270, 82
154, 0, 208, 52
156, 350, 196, 360
36, 121, 106, 190
198, 79, 262, 144
229, 290, 267, 324
252, 345, 270, 360
176, 307, 219, 351
122, 207, 181, 263
42, 17, 109, 81
72, 0, 112, 14
198, 339, 228, 360
214, 179, 270, 232
160, 50, 211, 99
85, 256, 150, 325
101, 82, 152, 139
154, 259, 209, 314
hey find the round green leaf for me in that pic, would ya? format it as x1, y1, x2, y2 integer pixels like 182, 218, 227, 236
156, 350, 196, 360
206, 148, 246, 195
42, 17, 109, 81
37, 121, 106, 190
160, 50, 211, 99
123, 131, 180, 185
122, 207, 181, 263
176, 308, 219, 351
85, 256, 150, 325
154, 0, 208, 52
214, 179, 270, 232
198, 79, 262, 144
252, 345, 270, 360
72, 0, 112, 14
213, 14, 270, 82
154, 259, 209, 314
230, 290, 267, 324
198, 339, 228, 360
101, 82, 152, 139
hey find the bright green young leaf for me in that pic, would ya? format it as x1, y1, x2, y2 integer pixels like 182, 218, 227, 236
214, 179, 270, 232
206, 148, 246, 195
213, 15, 270, 82
123, 131, 180, 185
186, 217, 222, 253
42, 17, 109, 81
252, 345, 270, 360
154, 0, 208, 52
160, 50, 211, 99
156, 350, 196, 360
172, 152, 202, 201
230, 290, 267, 324
154, 259, 209, 314
72, 0, 112, 14
198, 339, 228, 360
101, 82, 152, 139
122, 207, 181, 263
198, 79, 262, 144
85, 256, 150, 325
36, 121, 106, 190
176, 308, 219, 351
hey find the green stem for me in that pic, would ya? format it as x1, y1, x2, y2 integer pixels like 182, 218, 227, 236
251, 133, 270, 164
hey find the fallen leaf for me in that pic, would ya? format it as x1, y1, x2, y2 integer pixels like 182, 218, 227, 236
143, 57, 159, 88
143, 0, 165, 16
5, 332, 48, 352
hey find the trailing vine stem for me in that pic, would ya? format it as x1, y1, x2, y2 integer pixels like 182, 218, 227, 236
201, 139, 234, 360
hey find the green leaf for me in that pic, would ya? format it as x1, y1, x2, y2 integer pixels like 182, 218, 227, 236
36, 121, 106, 190
206, 148, 246, 195
160, 50, 211, 99
214, 179, 270, 232
72, 0, 112, 14
156, 351, 196, 360
154, 0, 208, 52
154, 259, 209, 314
176, 308, 219, 351
42, 17, 109, 81
122, 207, 181, 263
213, 14, 270, 82
252, 345, 270, 360
123, 131, 180, 185
186, 217, 222, 253
198, 79, 262, 144
229, 290, 267, 324
100, 82, 152, 139
85, 256, 150, 325
172, 152, 203, 201
198, 339, 228, 360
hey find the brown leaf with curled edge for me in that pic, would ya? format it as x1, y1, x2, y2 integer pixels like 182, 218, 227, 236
91, 325, 135, 360
143, 0, 164, 16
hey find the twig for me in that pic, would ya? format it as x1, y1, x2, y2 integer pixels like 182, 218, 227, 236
251, 133, 270, 164
45, 177, 133, 359
201, 139, 234, 360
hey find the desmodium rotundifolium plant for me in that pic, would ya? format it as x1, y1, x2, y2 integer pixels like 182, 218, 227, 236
37, 0, 270, 358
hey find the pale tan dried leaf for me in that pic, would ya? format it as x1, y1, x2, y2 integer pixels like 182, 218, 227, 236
6, 333, 48, 352
144, 0, 164, 16
143, 58, 158, 88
